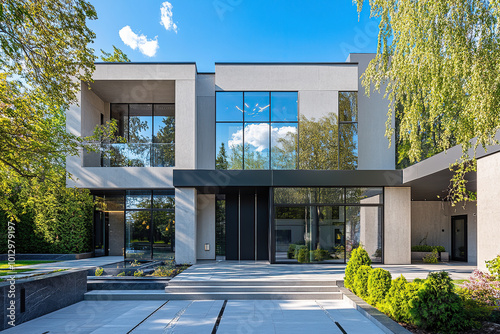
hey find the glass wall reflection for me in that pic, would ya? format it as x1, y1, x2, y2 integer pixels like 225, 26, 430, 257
274, 187, 383, 263
104, 104, 175, 167
124, 190, 175, 260
215, 91, 298, 170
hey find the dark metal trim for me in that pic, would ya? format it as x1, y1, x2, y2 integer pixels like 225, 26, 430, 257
215, 62, 359, 65
173, 170, 403, 188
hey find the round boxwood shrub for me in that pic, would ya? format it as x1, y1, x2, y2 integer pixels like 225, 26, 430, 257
353, 265, 372, 299
410, 271, 471, 332
367, 268, 392, 306
297, 248, 310, 263
344, 247, 372, 290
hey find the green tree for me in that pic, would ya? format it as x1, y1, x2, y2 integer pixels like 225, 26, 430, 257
0, 0, 101, 217
100, 45, 131, 62
354, 0, 500, 203
216, 143, 229, 170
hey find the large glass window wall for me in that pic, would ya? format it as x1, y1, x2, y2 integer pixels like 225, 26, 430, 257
274, 187, 382, 263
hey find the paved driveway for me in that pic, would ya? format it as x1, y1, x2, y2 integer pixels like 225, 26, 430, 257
2, 299, 384, 334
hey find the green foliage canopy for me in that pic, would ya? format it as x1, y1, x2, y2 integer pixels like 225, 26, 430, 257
355, 0, 500, 202
100, 45, 131, 62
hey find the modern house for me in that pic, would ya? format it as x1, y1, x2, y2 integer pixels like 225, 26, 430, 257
66, 53, 500, 270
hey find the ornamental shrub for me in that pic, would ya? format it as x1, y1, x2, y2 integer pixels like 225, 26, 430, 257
423, 249, 439, 263
294, 245, 307, 259
313, 248, 330, 261
383, 275, 424, 323
367, 268, 392, 306
353, 265, 372, 299
486, 254, 500, 279
297, 248, 310, 263
287, 244, 296, 259
410, 271, 471, 332
344, 246, 372, 290
460, 269, 500, 307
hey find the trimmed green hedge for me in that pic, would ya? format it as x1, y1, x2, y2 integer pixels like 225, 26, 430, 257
353, 265, 372, 299
367, 268, 392, 306
0, 187, 93, 254
411, 245, 445, 252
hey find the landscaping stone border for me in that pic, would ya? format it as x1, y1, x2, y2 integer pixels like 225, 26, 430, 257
0, 253, 93, 261
338, 283, 411, 334
0, 269, 87, 331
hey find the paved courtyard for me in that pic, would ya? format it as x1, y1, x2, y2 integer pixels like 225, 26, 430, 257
2, 299, 384, 334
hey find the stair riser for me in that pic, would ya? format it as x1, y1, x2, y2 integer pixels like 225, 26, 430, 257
85, 293, 342, 301
167, 281, 339, 287
165, 287, 340, 293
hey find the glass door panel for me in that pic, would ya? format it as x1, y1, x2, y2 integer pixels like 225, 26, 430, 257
125, 211, 151, 260
317, 206, 344, 263
152, 211, 175, 260
452, 216, 467, 261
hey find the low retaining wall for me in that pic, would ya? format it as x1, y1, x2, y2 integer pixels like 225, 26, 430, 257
0, 269, 87, 330
411, 251, 449, 262
0, 253, 93, 261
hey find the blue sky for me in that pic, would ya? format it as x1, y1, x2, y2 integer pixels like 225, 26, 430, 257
88, 0, 379, 72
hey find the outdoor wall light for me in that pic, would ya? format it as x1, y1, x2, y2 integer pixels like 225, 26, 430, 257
205, 243, 210, 251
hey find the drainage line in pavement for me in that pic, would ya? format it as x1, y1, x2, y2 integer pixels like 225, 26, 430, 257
127, 300, 169, 334
335, 321, 348, 334
211, 300, 228, 334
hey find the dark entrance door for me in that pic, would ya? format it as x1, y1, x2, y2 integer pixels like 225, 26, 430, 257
223, 188, 269, 261
451, 215, 467, 262
94, 210, 109, 257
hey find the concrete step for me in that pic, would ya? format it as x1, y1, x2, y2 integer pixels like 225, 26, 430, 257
84, 290, 343, 301
165, 285, 340, 293
167, 280, 339, 286
87, 280, 168, 290
84, 290, 168, 301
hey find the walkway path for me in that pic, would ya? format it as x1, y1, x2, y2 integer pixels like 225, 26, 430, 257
174, 260, 476, 282
2, 299, 385, 334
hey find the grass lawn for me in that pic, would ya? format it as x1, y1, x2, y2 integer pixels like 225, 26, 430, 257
0, 268, 36, 276
452, 279, 468, 285
0, 260, 57, 269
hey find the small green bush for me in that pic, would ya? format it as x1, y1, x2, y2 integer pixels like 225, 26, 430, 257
423, 249, 439, 263
95, 267, 104, 276
367, 268, 392, 306
297, 248, 310, 263
287, 244, 296, 259
294, 245, 307, 259
383, 275, 424, 323
486, 254, 500, 279
353, 265, 372, 299
344, 247, 372, 290
411, 245, 445, 252
117, 272, 125, 277
134, 270, 144, 277
313, 248, 330, 261
410, 271, 471, 332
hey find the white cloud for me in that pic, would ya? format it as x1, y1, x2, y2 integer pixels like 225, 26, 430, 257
160, 2, 178, 33
228, 124, 297, 152
119, 25, 159, 57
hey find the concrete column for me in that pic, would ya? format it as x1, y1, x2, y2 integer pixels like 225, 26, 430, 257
196, 194, 216, 260
175, 188, 197, 264
384, 187, 411, 264
477, 152, 500, 271
175, 80, 197, 169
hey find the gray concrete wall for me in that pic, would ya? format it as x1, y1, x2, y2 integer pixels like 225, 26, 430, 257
384, 187, 411, 264
196, 194, 216, 260
175, 188, 197, 264
477, 152, 500, 270
196, 73, 215, 169
360, 195, 382, 259
215, 64, 358, 91
347, 54, 395, 170
411, 201, 477, 263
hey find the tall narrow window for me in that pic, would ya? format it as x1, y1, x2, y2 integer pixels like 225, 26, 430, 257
338, 92, 358, 170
